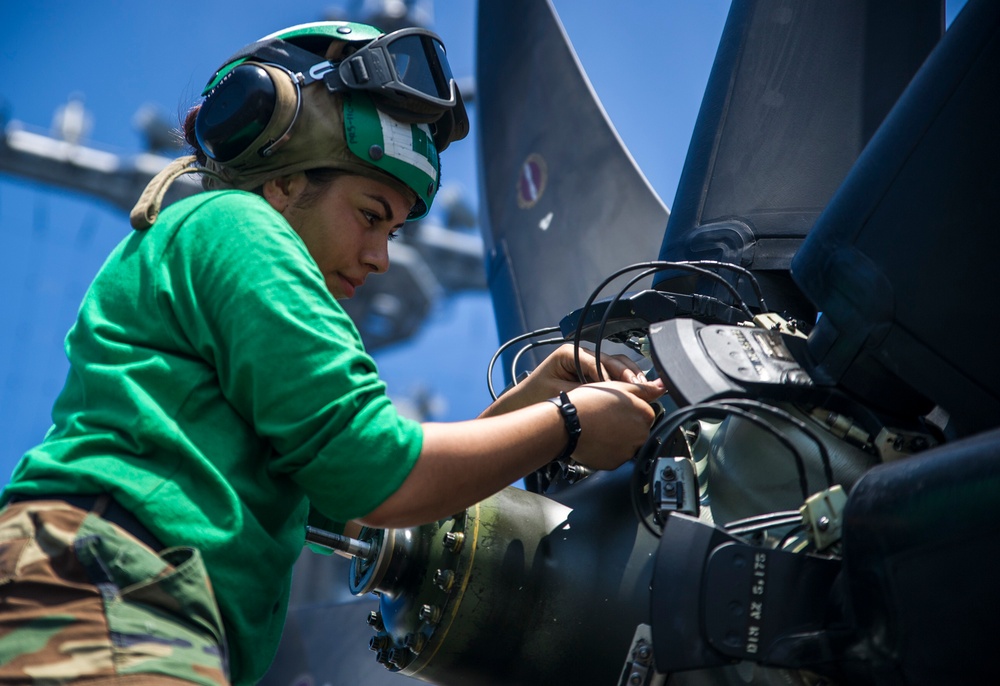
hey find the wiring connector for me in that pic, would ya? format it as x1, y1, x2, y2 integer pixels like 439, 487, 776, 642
800, 485, 847, 551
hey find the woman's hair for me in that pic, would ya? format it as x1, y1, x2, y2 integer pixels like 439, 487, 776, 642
295, 168, 347, 207
182, 104, 344, 202
183, 104, 208, 167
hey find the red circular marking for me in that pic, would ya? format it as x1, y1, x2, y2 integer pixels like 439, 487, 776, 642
517, 153, 547, 209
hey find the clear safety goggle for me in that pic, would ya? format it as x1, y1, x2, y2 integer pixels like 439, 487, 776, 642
329, 27, 457, 108
206, 27, 458, 113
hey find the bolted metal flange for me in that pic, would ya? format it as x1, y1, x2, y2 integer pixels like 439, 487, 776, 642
442, 530, 465, 553
433, 568, 456, 591
387, 647, 411, 668
404, 632, 428, 655
418, 604, 442, 625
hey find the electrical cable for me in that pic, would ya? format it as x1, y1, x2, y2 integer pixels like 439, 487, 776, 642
510, 337, 566, 387
629, 408, 696, 539
572, 261, 755, 384
656, 401, 809, 501
486, 325, 561, 401
715, 398, 836, 490
644, 401, 812, 501
632, 400, 815, 539
592, 262, 768, 381
675, 259, 769, 313
723, 510, 803, 530
778, 524, 810, 552
724, 511, 803, 536
633, 475, 666, 539
592, 267, 660, 382
585, 262, 761, 381
574, 260, 754, 382
631, 446, 677, 540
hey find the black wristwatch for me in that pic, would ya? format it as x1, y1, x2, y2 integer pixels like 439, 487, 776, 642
547, 391, 582, 460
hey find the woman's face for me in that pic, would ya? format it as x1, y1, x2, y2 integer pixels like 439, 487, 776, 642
267, 173, 412, 299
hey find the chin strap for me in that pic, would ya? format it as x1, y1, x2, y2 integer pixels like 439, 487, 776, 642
129, 155, 205, 230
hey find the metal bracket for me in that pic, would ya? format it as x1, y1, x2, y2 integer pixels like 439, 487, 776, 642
618, 624, 665, 686
652, 456, 699, 519
800, 485, 847, 551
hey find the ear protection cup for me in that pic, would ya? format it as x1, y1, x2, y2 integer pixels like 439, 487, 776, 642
195, 62, 299, 166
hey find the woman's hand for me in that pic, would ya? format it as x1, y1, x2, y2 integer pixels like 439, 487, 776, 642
481, 344, 649, 417
561, 379, 664, 471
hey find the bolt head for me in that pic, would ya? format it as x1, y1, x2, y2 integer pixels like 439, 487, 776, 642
442, 531, 465, 552
434, 568, 455, 591
404, 632, 427, 654
388, 647, 410, 667
418, 604, 441, 624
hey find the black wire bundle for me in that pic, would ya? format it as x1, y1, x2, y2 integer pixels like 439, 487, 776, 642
635, 398, 836, 539
483, 260, 841, 554
485, 259, 768, 397
570, 260, 767, 384
486, 325, 561, 401
510, 337, 566, 387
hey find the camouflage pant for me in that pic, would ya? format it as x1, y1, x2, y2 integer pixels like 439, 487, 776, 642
0, 500, 229, 685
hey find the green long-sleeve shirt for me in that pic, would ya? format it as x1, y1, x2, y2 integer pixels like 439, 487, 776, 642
2, 190, 423, 684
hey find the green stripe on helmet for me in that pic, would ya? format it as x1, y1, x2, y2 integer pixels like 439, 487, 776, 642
203, 22, 383, 95
343, 93, 440, 220
264, 21, 383, 44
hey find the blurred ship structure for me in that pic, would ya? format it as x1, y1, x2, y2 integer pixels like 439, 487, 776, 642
0, 107, 484, 354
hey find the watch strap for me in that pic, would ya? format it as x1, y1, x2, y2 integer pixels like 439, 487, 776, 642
547, 391, 582, 460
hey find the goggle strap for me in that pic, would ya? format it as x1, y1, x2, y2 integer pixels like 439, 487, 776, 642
206, 39, 331, 93
206, 33, 457, 109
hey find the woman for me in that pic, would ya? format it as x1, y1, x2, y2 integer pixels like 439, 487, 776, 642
0, 21, 662, 686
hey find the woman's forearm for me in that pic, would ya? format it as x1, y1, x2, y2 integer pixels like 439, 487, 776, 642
359, 403, 564, 528
360, 379, 663, 529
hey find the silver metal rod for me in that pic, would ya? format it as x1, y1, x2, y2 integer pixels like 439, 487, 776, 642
305, 526, 374, 560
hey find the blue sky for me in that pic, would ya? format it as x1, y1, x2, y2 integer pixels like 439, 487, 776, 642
0, 1, 964, 482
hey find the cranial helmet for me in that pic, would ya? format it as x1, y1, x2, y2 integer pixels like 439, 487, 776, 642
130, 21, 468, 229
